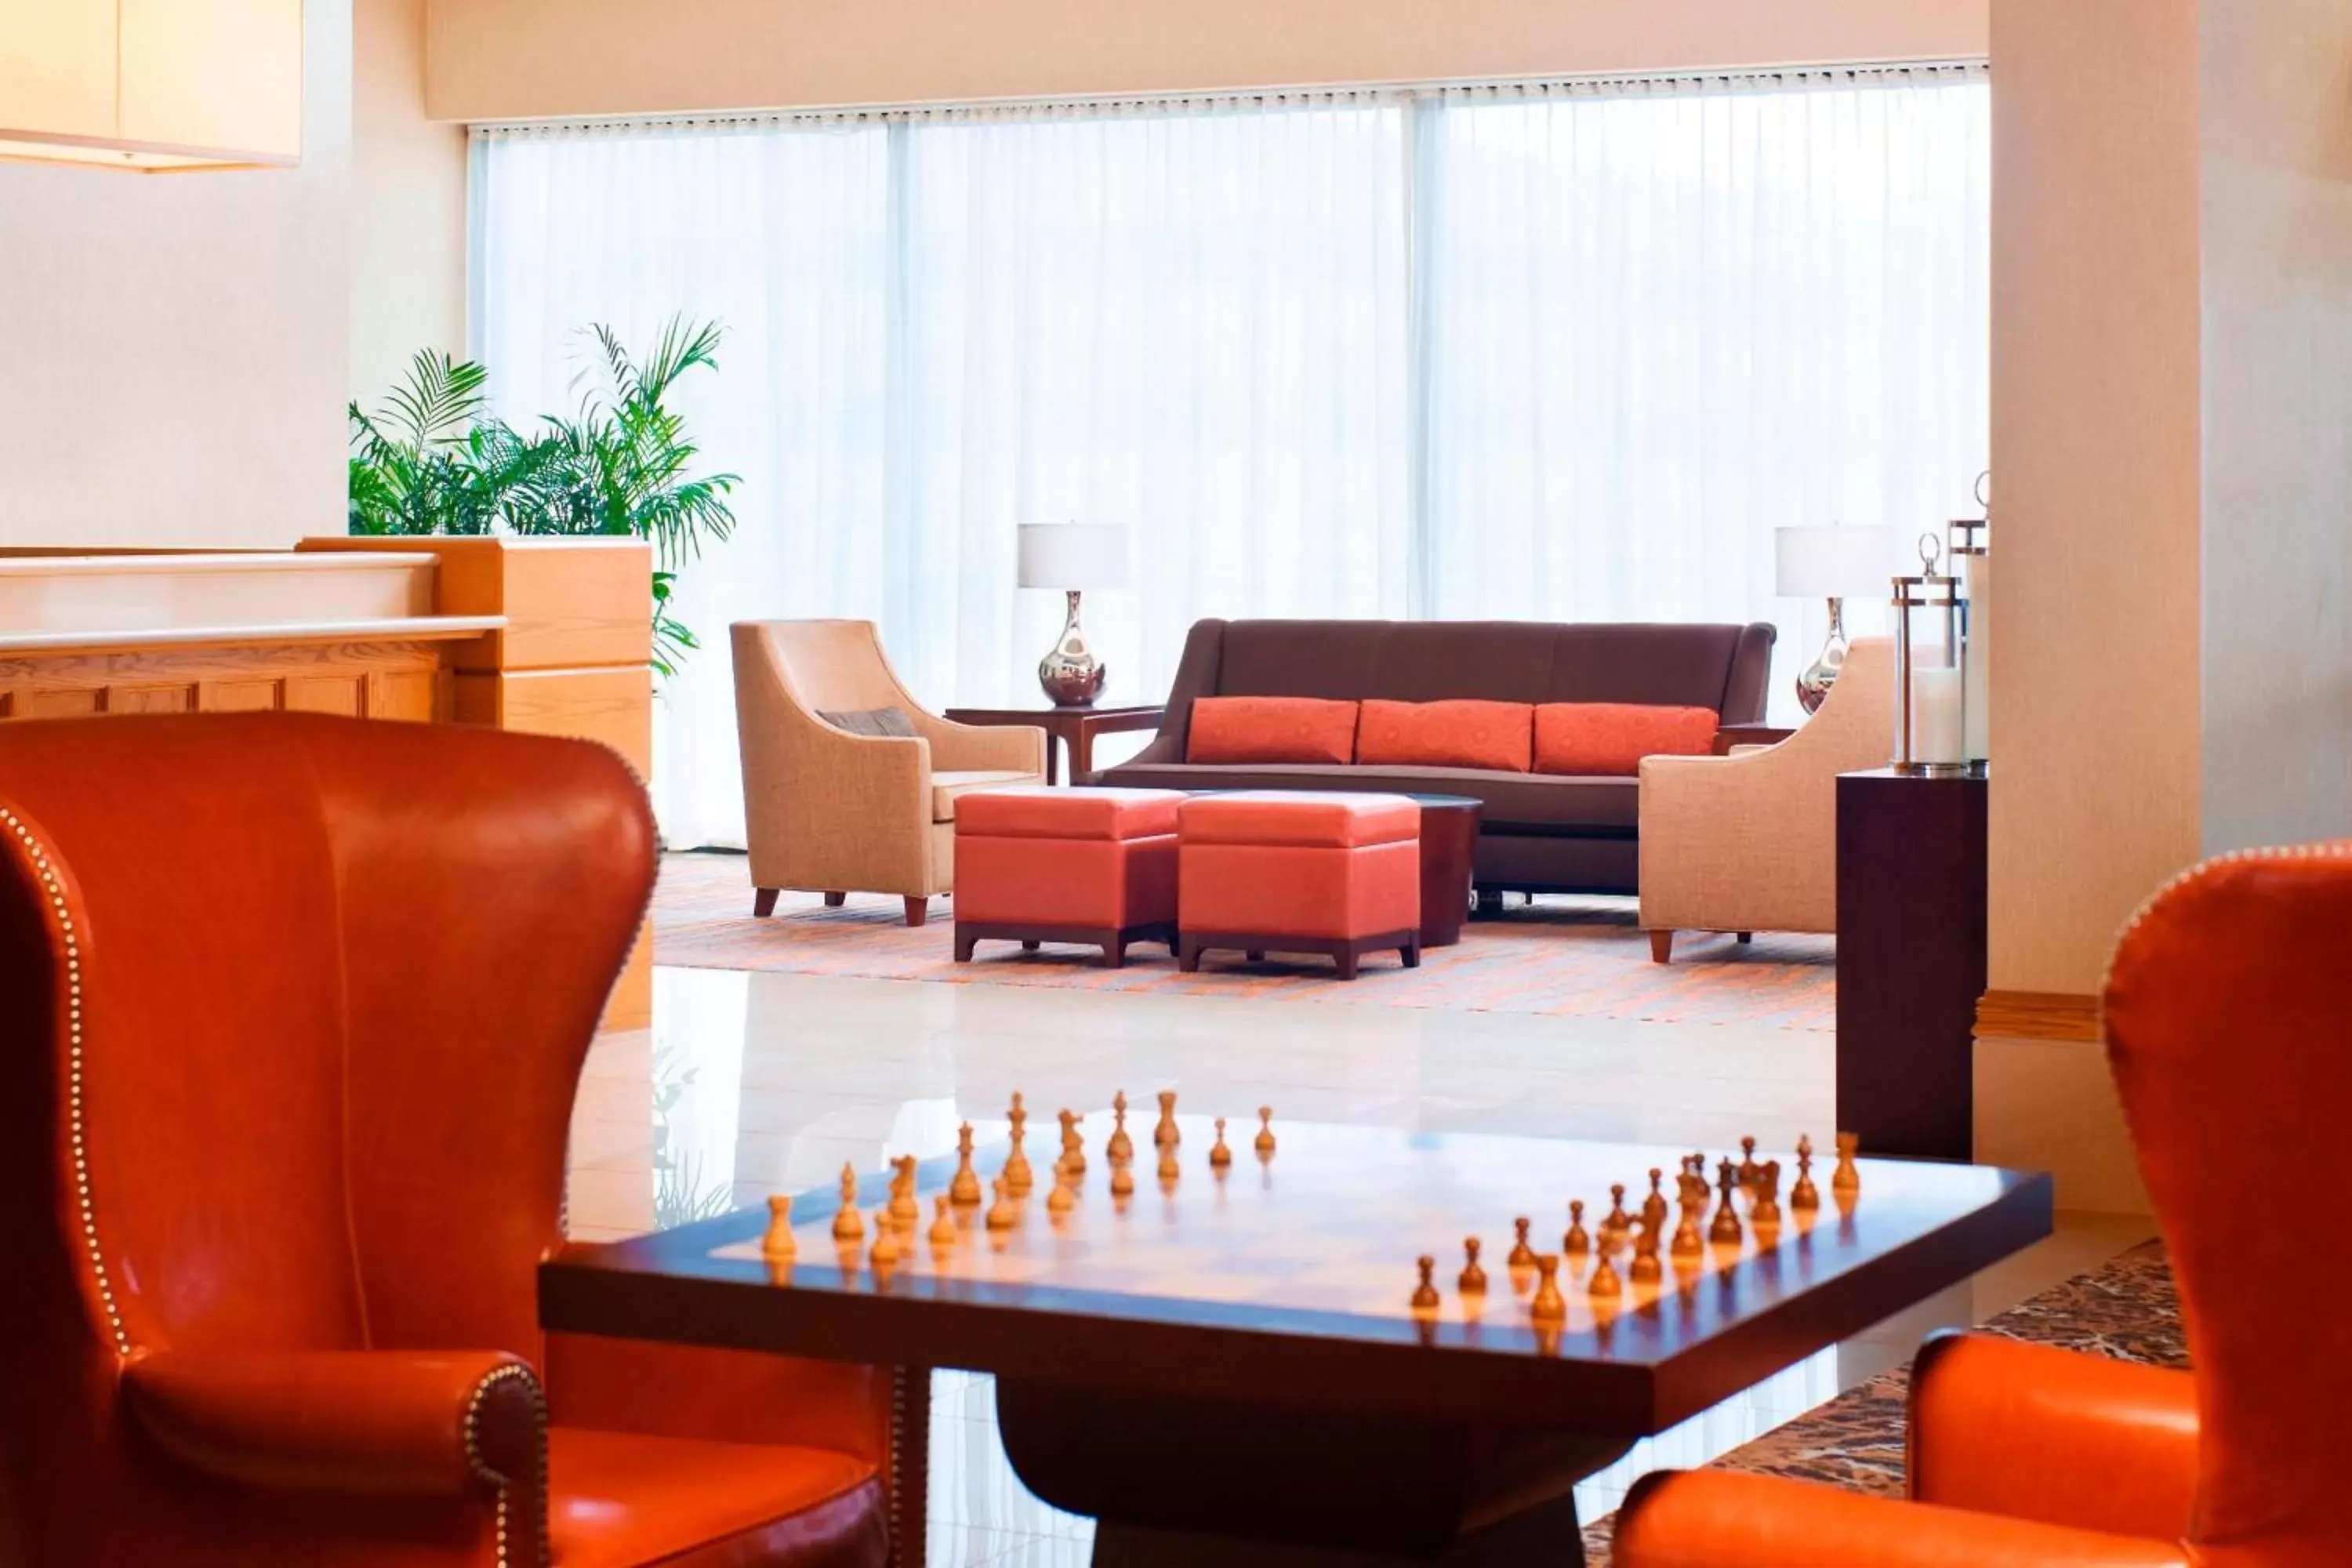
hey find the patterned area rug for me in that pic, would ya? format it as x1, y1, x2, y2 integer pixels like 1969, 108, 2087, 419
652, 852, 1838, 1031
1580, 1240, 2183, 1564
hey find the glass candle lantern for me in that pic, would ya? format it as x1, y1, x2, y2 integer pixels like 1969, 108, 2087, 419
1893, 532, 1969, 775
1949, 491, 1989, 774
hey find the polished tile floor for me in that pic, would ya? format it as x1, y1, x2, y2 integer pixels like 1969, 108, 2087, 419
570, 964, 2153, 1566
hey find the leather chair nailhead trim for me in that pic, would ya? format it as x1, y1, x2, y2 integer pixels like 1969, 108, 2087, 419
463, 1361, 550, 1568
2106, 840, 2352, 991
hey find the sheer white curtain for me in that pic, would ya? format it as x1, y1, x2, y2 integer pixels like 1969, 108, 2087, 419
1415, 67, 1989, 717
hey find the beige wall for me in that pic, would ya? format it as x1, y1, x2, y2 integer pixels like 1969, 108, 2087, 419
353, 0, 470, 402
424, 0, 1987, 121
0, 2, 353, 549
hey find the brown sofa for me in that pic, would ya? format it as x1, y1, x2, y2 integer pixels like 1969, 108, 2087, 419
1094, 618, 1776, 897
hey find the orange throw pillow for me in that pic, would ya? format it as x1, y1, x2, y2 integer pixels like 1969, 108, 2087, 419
1355, 699, 1534, 772
1185, 697, 1360, 765
1534, 703, 1719, 776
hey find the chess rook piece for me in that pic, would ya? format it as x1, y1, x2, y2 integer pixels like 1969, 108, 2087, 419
1109, 1161, 1135, 1198
762, 1195, 796, 1260
1459, 1236, 1488, 1296
1629, 1215, 1662, 1285
1154, 1090, 1181, 1150
1563, 1200, 1590, 1256
1254, 1106, 1276, 1157
890, 1154, 920, 1231
832, 1165, 866, 1243
1529, 1254, 1567, 1323
928, 1194, 958, 1250
1737, 1136, 1760, 1192
1209, 1117, 1232, 1169
1791, 1134, 1821, 1211
869, 1208, 898, 1268
1058, 1109, 1086, 1176
1108, 1091, 1134, 1163
1508, 1216, 1537, 1269
1602, 1184, 1632, 1247
1410, 1255, 1442, 1315
985, 1176, 1017, 1232
1831, 1132, 1862, 1196
950, 1123, 982, 1208
1709, 1159, 1744, 1246
1642, 1168, 1668, 1232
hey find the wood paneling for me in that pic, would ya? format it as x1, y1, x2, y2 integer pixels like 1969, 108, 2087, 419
1975, 989, 2102, 1044
299, 537, 653, 673
453, 666, 653, 779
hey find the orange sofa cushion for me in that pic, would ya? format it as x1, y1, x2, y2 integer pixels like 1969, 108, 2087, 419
1178, 791, 1421, 850
1534, 703, 1719, 776
1355, 699, 1534, 772
955, 786, 1185, 841
1185, 697, 1359, 765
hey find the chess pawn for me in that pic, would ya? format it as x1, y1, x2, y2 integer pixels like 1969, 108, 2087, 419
1459, 1236, 1488, 1297
1563, 1200, 1591, 1256
985, 1177, 1017, 1232
890, 1155, 920, 1231
762, 1195, 797, 1261
1642, 1168, 1668, 1232
1410, 1255, 1442, 1316
832, 1165, 866, 1243
1529, 1255, 1568, 1324
1831, 1132, 1862, 1196
869, 1208, 899, 1269
1629, 1217, 1662, 1285
1254, 1106, 1277, 1157
1107, 1091, 1134, 1163
1508, 1216, 1537, 1269
1155, 1090, 1181, 1150
1737, 1136, 1760, 1192
950, 1123, 982, 1208
1790, 1135, 1821, 1212
1209, 1117, 1232, 1169
927, 1194, 958, 1250
1058, 1109, 1087, 1177
1109, 1160, 1135, 1198
1587, 1250, 1621, 1301
1601, 1184, 1632, 1248
1708, 1160, 1744, 1246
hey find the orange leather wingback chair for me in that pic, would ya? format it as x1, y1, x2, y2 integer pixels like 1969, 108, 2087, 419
0, 714, 913, 1568
1614, 841, 2352, 1568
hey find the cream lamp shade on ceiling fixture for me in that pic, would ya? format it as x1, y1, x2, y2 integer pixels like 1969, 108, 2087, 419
1016, 522, 1131, 591
0, 0, 303, 172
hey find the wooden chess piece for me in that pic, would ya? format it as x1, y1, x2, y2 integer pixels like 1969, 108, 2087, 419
1109, 1160, 1135, 1198
950, 1123, 982, 1207
1047, 1165, 1077, 1217
1601, 1184, 1632, 1247
1708, 1159, 1743, 1246
890, 1155, 920, 1231
1410, 1255, 1442, 1316
1459, 1236, 1488, 1296
1209, 1117, 1232, 1168
1737, 1136, 1760, 1191
1154, 1090, 1181, 1150
1529, 1255, 1567, 1323
762, 1195, 796, 1260
1790, 1134, 1821, 1211
870, 1208, 899, 1268
1254, 1106, 1276, 1157
1752, 1160, 1782, 1225
927, 1194, 958, 1250
832, 1165, 866, 1243
1156, 1146, 1181, 1185
1629, 1214, 1662, 1285
1831, 1132, 1862, 1196
1563, 1200, 1591, 1255
1642, 1168, 1668, 1232
1587, 1250, 1621, 1300
985, 1176, 1017, 1232
1670, 1206, 1704, 1259
1004, 1102, 1034, 1196
1058, 1109, 1086, 1176
1508, 1216, 1537, 1269
1107, 1091, 1134, 1163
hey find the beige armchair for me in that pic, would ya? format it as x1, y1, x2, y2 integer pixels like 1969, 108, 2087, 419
1638, 636, 1896, 961
732, 619, 1046, 926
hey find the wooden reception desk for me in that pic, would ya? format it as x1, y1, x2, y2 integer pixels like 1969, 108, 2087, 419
0, 538, 655, 1029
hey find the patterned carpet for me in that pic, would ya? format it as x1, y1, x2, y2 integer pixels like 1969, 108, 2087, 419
652, 851, 1839, 1031
1580, 1240, 2183, 1563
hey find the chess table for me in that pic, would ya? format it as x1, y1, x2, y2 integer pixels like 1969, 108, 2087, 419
542, 1118, 2052, 1566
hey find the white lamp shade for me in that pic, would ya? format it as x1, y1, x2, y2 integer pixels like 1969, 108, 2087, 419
1017, 523, 1130, 590
1776, 525, 1899, 599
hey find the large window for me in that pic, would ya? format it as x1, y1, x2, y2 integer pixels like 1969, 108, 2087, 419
471, 67, 1987, 848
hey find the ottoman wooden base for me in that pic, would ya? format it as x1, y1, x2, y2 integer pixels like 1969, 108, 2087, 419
956, 918, 1179, 970
1178, 927, 1421, 982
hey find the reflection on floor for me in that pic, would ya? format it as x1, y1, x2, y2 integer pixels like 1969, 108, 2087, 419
570, 966, 2153, 1567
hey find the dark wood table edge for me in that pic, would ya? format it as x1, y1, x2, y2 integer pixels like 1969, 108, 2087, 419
943, 705, 1166, 786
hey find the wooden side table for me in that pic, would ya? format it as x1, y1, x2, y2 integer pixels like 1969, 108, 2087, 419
1713, 722, 1798, 755
943, 703, 1165, 786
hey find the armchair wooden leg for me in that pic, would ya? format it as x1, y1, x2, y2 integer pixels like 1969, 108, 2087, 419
1737, 931, 1753, 944
753, 887, 779, 918
904, 896, 929, 928
1649, 929, 1674, 964
823, 891, 846, 907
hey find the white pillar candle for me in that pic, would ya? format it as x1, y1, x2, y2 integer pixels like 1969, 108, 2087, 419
1914, 666, 1967, 766
1962, 554, 1991, 765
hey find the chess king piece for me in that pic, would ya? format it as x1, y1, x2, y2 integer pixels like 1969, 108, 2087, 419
950, 1123, 982, 1207
1629, 1215, 1662, 1285
1209, 1117, 1232, 1169
1508, 1216, 1537, 1269
1709, 1159, 1743, 1246
1058, 1109, 1087, 1176
1563, 1200, 1590, 1256
1459, 1236, 1488, 1296
762, 1195, 796, 1260
1737, 1136, 1760, 1192
1529, 1254, 1567, 1323
1642, 1167, 1668, 1232
870, 1208, 899, 1269
832, 1165, 866, 1243
1791, 1134, 1821, 1211
1410, 1255, 1442, 1316
890, 1155, 920, 1230
1831, 1132, 1862, 1196
927, 1194, 958, 1250
1154, 1090, 1181, 1150
1254, 1106, 1276, 1157
1602, 1184, 1632, 1248
1108, 1091, 1134, 1163
1004, 1098, 1035, 1195
985, 1177, 1017, 1232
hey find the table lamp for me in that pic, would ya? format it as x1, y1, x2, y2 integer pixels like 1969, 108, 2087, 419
1018, 522, 1130, 707
1775, 524, 1897, 713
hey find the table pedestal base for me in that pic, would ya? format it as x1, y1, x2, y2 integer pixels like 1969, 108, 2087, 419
996, 1381, 1628, 1566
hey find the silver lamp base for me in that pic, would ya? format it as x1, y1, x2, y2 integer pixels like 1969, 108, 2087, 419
1037, 589, 1107, 708
1795, 597, 1851, 715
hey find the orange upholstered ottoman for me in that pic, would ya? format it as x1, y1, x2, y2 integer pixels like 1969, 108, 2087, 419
953, 786, 1185, 967
1178, 793, 1422, 980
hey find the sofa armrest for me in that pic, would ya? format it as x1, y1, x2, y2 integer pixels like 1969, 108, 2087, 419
1612, 1470, 2189, 1568
122, 1349, 542, 1501
1910, 1331, 2199, 1542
